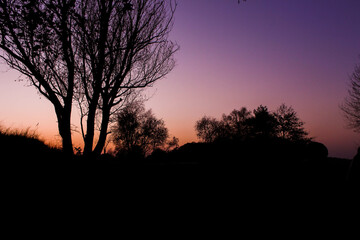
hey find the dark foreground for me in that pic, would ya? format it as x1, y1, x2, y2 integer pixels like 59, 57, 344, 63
2, 134, 358, 234
1, 133, 359, 205
4, 152, 358, 192
3, 142, 359, 229
2, 137, 358, 188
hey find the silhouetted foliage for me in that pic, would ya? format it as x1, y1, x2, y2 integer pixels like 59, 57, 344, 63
112, 101, 169, 159
274, 104, 309, 142
247, 105, 278, 139
221, 107, 252, 141
196, 107, 253, 143
341, 60, 360, 133
0, 0, 178, 157
195, 116, 224, 143
196, 104, 309, 143
166, 136, 179, 151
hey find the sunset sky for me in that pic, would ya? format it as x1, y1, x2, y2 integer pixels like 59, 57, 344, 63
0, 0, 360, 158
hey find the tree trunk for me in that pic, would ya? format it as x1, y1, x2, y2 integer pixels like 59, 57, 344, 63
83, 4, 109, 158
83, 108, 95, 157
93, 107, 111, 157
59, 123, 73, 158
83, 99, 99, 158
56, 108, 73, 158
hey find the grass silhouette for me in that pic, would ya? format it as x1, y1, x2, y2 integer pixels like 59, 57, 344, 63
0, 126, 61, 161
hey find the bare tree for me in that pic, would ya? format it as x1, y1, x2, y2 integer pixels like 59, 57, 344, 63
0, 0, 77, 156
0, 0, 178, 158
341, 61, 360, 133
74, 0, 178, 157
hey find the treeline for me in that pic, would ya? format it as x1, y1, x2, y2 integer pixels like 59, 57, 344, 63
196, 104, 309, 144
144, 104, 323, 164
111, 101, 179, 160
0, 102, 314, 163
1, 103, 358, 185
109, 103, 357, 185
110, 103, 310, 160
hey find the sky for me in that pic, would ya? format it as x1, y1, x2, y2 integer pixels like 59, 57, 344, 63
0, 0, 360, 158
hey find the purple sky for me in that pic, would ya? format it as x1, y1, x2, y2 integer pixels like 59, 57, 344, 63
145, 0, 360, 158
0, 0, 360, 158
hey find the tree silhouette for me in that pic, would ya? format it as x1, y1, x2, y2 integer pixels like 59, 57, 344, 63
221, 107, 252, 140
0, 0, 77, 156
247, 105, 278, 139
274, 104, 309, 142
0, 0, 178, 158
195, 104, 309, 143
195, 116, 225, 143
341, 60, 360, 133
166, 136, 179, 151
112, 101, 169, 158
76, 0, 178, 158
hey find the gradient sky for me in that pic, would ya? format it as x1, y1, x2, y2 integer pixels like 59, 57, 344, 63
1, 0, 360, 158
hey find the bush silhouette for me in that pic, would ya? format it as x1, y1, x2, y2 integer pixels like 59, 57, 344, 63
306, 141, 328, 160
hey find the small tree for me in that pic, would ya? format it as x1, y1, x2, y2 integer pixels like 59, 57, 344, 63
112, 102, 169, 158
247, 105, 278, 139
195, 116, 226, 143
221, 107, 252, 140
274, 104, 309, 142
341, 61, 360, 133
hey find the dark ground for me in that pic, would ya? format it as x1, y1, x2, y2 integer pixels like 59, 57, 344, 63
2, 133, 358, 235
1, 131, 358, 195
